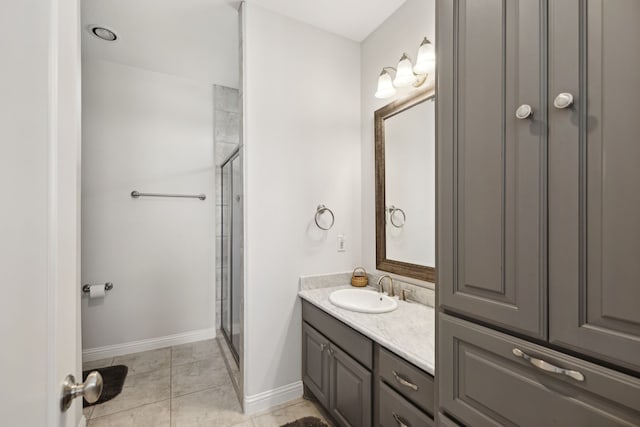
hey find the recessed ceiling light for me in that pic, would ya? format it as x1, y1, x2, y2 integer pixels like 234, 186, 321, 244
91, 26, 117, 42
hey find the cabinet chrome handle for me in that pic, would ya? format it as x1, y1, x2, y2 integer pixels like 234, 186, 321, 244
319, 343, 326, 352
393, 413, 411, 427
61, 371, 103, 411
515, 104, 533, 120
553, 92, 574, 109
392, 371, 419, 391
512, 348, 584, 382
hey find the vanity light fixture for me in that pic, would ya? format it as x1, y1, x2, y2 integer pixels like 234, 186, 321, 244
413, 37, 436, 75
375, 37, 435, 99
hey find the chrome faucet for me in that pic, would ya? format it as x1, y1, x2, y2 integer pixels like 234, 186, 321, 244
376, 275, 394, 297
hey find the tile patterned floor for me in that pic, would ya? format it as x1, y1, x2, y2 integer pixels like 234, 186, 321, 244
83, 339, 330, 427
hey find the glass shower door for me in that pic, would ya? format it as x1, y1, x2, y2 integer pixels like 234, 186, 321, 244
220, 149, 242, 362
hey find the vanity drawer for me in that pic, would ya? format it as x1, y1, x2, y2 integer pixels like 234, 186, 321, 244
302, 300, 373, 369
379, 382, 434, 427
379, 347, 434, 415
440, 314, 640, 427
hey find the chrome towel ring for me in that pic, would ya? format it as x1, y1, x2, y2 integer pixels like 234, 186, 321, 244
315, 205, 335, 230
388, 206, 406, 228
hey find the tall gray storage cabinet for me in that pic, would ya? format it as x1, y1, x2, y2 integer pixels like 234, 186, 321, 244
436, 1, 640, 425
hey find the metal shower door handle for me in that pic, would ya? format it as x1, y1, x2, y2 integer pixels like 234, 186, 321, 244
61, 371, 103, 411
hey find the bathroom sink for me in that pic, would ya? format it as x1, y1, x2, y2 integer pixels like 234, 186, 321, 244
329, 288, 398, 314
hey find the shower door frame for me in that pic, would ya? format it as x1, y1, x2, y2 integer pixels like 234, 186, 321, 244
220, 147, 241, 364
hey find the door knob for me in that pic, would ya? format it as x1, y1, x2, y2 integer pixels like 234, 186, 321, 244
515, 104, 534, 120
60, 371, 103, 412
553, 92, 574, 109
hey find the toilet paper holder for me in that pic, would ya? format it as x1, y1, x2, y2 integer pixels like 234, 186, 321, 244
82, 282, 114, 294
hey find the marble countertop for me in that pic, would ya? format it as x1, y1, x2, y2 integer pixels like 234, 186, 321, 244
298, 285, 435, 375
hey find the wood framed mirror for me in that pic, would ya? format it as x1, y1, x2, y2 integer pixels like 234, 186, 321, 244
375, 88, 436, 282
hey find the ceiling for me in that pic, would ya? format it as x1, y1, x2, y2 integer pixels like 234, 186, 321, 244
247, 0, 407, 42
82, 0, 405, 87
82, 0, 240, 87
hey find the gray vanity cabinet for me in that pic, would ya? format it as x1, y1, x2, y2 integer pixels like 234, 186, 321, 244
301, 300, 435, 426
302, 301, 373, 427
329, 344, 372, 427
436, 0, 546, 339
438, 0, 640, 368
302, 323, 330, 407
302, 320, 372, 427
437, 0, 640, 424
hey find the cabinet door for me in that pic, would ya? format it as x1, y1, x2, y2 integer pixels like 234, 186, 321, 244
437, 0, 547, 338
302, 323, 330, 407
329, 345, 371, 427
548, 0, 640, 373
439, 314, 640, 427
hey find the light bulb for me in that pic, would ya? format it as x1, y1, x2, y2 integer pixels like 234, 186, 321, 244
413, 37, 435, 75
375, 70, 396, 99
393, 54, 417, 88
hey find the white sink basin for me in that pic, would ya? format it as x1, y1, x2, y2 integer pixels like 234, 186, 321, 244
329, 288, 398, 314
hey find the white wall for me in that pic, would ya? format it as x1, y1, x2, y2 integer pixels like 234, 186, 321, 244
361, 0, 436, 287
243, 3, 362, 402
81, 59, 215, 350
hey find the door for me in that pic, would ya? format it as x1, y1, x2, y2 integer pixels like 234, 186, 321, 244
220, 148, 243, 361
549, 0, 640, 373
329, 345, 371, 427
302, 323, 330, 407
1, 1, 82, 426
438, 0, 547, 338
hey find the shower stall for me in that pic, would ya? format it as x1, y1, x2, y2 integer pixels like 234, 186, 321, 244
220, 148, 243, 362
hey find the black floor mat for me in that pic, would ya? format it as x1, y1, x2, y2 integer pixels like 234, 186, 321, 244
82, 365, 128, 407
281, 417, 328, 427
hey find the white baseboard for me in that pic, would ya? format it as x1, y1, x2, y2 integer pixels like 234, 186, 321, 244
244, 381, 304, 415
78, 415, 86, 427
82, 328, 216, 362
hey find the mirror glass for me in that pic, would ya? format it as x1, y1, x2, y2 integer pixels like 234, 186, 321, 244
375, 89, 435, 282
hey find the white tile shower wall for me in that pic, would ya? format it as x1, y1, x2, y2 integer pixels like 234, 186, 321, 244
81, 59, 215, 350
360, 0, 436, 289
243, 3, 362, 404
214, 85, 241, 330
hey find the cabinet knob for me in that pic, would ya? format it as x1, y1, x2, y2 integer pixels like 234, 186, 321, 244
515, 104, 533, 120
553, 92, 574, 109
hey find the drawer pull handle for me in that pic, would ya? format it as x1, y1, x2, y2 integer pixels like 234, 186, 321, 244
393, 412, 411, 427
512, 348, 585, 382
392, 371, 419, 391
